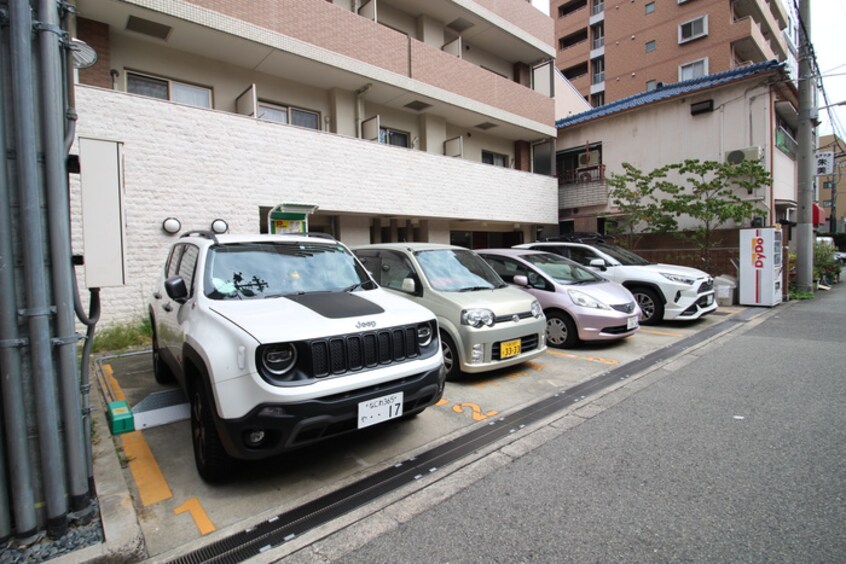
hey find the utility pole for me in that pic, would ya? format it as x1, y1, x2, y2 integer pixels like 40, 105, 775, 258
795, 0, 814, 291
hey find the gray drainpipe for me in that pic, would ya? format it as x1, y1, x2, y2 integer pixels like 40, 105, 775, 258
38, 0, 90, 515
9, 0, 68, 538
0, 6, 39, 544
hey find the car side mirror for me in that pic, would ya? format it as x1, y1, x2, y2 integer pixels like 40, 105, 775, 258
512, 274, 529, 287
164, 276, 189, 303
401, 277, 416, 294
589, 258, 607, 271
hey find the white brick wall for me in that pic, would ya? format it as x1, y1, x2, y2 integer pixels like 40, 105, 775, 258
70, 87, 558, 327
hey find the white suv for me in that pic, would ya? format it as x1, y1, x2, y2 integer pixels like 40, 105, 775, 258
149, 231, 445, 481
515, 240, 717, 325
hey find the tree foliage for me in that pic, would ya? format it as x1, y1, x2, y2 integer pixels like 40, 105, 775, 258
607, 159, 771, 272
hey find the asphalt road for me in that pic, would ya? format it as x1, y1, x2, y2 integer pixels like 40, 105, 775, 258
286, 285, 846, 563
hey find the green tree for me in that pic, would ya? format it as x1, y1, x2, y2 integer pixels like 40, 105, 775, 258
606, 162, 677, 248
660, 159, 770, 272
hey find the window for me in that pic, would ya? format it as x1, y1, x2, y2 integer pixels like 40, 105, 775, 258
591, 0, 604, 16
592, 57, 605, 84
679, 15, 708, 43
590, 92, 604, 107
592, 23, 605, 49
645, 2, 655, 14
379, 127, 410, 147
645, 80, 657, 91
679, 58, 708, 81
482, 150, 508, 167
645, 40, 656, 53
126, 72, 212, 108
257, 102, 320, 130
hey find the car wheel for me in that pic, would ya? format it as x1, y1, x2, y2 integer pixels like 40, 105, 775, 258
632, 287, 664, 325
440, 332, 461, 381
546, 310, 579, 348
150, 316, 174, 385
190, 381, 235, 482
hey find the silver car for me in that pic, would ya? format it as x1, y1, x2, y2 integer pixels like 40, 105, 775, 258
478, 249, 640, 348
353, 243, 547, 380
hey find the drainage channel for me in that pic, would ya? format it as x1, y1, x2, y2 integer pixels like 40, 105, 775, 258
169, 311, 757, 564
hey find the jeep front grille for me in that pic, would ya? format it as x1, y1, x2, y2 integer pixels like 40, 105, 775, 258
309, 325, 419, 378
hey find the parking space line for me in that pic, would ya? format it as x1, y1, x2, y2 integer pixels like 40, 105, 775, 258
545, 350, 619, 365
175, 498, 216, 536
101, 363, 125, 402
121, 431, 173, 506
101, 362, 173, 507
638, 329, 685, 337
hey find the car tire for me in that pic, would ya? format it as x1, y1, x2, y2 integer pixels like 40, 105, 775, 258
440, 332, 461, 381
150, 316, 174, 385
632, 287, 664, 325
190, 380, 235, 482
546, 310, 579, 348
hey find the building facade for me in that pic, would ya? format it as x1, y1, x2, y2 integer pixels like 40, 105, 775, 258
552, 0, 789, 106
817, 134, 846, 234
69, 0, 569, 326
554, 60, 800, 241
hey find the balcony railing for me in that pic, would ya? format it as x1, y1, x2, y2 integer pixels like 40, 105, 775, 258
559, 164, 606, 185
591, 2, 605, 15
592, 36, 605, 49
775, 126, 798, 157
592, 71, 605, 85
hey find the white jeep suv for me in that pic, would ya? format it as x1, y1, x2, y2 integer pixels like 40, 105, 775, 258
515, 240, 717, 325
149, 231, 445, 481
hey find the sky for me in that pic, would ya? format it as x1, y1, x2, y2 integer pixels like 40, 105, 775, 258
811, 1, 846, 140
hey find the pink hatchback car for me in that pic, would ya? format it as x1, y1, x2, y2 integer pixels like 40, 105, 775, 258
478, 249, 641, 348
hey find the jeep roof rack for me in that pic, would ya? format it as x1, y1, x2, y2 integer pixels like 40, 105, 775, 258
180, 230, 219, 245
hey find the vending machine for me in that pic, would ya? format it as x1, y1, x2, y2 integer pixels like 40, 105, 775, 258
739, 227, 783, 307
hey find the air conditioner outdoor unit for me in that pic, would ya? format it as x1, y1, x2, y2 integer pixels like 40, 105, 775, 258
578, 150, 600, 167
725, 146, 762, 164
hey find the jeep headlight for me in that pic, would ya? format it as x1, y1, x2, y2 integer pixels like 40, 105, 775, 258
259, 343, 297, 378
568, 289, 610, 310
661, 272, 695, 285
531, 300, 543, 318
461, 308, 495, 328
417, 321, 434, 347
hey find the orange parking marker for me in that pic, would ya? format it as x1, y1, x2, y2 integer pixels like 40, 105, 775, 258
638, 329, 684, 337
121, 431, 173, 506
175, 498, 216, 536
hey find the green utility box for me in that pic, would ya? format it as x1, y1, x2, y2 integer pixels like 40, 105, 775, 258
268, 203, 319, 234
107, 400, 135, 434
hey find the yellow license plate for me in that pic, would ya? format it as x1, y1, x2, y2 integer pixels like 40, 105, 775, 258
500, 339, 522, 359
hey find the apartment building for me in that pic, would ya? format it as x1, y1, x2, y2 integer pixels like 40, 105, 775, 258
552, 0, 789, 106
68, 0, 565, 325
817, 134, 846, 233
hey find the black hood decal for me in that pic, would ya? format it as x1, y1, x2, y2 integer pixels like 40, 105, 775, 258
285, 293, 384, 319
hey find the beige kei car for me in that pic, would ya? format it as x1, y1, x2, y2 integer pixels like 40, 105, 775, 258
353, 243, 547, 380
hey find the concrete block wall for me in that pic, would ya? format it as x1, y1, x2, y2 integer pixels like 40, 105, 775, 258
70, 87, 558, 327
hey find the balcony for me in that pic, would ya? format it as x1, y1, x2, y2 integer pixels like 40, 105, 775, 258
730, 16, 780, 65
76, 0, 554, 139
732, 0, 788, 59
558, 165, 609, 209
74, 86, 560, 225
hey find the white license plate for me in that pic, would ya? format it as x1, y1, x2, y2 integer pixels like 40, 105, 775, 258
627, 316, 639, 330
358, 392, 403, 429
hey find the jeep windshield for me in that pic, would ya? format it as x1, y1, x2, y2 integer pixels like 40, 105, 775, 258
594, 242, 651, 266
415, 249, 507, 292
204, 242, 370, 299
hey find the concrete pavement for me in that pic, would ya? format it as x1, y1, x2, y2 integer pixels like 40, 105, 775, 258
273, 283, 846, 563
